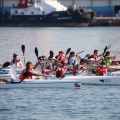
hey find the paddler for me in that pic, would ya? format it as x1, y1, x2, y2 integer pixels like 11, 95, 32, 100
104, 51, 120, 65
11, 53, 24, 68
68, 51, 77, 66
55, 50, 67, 64
72, 58, 88, 76
19, 61, 46, 80
95, 61, 120, 76
55, 60, 68, 78
37, 56, 54, 74
87, 50, 103, 64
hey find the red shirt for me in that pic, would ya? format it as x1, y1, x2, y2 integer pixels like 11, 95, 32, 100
97, 67, 109, 76
91, 54, 98, 60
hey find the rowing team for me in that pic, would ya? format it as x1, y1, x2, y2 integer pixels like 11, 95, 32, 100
0, 49, 120, 83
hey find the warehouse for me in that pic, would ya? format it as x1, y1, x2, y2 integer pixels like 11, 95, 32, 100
0, 0, 120, 17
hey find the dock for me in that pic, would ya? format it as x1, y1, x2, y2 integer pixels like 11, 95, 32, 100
89, 17, 120, 26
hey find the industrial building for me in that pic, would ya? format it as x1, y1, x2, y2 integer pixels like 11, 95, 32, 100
0, 0, 120, 17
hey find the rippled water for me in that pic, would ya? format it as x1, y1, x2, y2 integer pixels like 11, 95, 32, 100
0, 86, 120, 120
0, 27, 120, 120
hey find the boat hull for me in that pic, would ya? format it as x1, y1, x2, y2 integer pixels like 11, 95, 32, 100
0, 20, 89, 27
0, 78, 81, 89
1, 69, 120, 85
71, 76, 120, 85
0, 9, 94, 27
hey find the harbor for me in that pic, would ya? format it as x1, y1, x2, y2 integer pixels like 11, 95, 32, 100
0, 0, 120, 27
0, 1, 120, 120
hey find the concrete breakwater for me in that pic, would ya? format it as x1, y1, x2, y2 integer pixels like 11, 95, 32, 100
89, 17, 120, 26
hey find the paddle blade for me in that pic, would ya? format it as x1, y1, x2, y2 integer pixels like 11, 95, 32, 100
65, 48, 71, 56
48, 50, 54, 60
34, 47, 38, 58
107, 45, 111, 50
77, 50, 85, 54
21, 45, 25, 54
84, 54, 91, 58
103, 46, 107, 55
50, 50, 54, 57
2, 62, 10, 68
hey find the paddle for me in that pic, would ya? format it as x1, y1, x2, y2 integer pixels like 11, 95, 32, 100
103, 46, 108, 56
84, 54, 91, 58
0, 62, 11, 70
34, 47, 39, 59
21, 45, 25, 65
48, 50, 54, 60
77, 50, 85, 54
65, 48, 71, 57
34, 47, 47, 79
100, 45, 110, 62
103, 45, 111, 56
107, 45, 111, 50
2, 62, 10, 68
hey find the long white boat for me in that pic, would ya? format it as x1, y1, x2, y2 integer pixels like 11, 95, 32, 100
1, 65, 120, 86
72, 75, 120, 85
1, 74, 120, 89
0, 77, 81, 89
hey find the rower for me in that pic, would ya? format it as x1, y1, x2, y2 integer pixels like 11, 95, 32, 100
55, 50, 67, 63
87, 50, 103, 65
11, 53, 24, 68
95, 61, 119, 76
72, 59, 88, 76
55, 60, 68, 78
104, 51, 120, 65
37, 56, 54, 74
68, 51, 77, 66
19, 61, 46, 80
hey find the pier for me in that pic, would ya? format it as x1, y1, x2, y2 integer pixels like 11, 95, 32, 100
89, 17, 120, 26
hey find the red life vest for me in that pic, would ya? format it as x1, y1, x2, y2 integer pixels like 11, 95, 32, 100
56, 67, 67, 78
71, 65, 77, 76
97, 67, 109, 76
55, 55, 62, 61
19, 69, 32, 80
91, 54, 98, 60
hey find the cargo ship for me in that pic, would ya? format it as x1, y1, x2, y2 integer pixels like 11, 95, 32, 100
0, 0, 95, 27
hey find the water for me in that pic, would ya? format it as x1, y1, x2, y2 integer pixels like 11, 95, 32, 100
0, 27, 120, 120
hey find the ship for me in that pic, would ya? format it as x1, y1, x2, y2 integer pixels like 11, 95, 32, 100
0, 0, 95, 27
